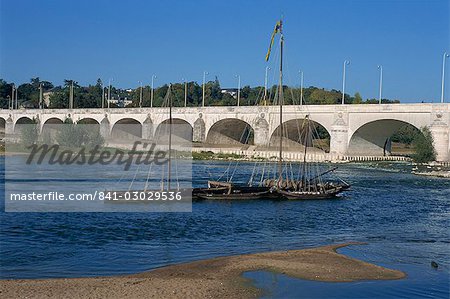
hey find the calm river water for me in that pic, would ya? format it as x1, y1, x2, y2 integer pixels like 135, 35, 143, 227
0, 158, 449, 298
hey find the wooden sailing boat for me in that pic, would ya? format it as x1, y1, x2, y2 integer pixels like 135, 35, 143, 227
265, 20, 350, 200
196, 18, 350, 200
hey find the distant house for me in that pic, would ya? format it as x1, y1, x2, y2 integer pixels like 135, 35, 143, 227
108, 96, 133, 108
221, 88, 238, 98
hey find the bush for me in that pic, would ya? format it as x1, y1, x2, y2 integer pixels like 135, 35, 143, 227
56, 122, 104, 148
412, 127, 436, 163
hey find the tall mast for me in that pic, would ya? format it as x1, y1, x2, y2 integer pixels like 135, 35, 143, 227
168, 84, 172, 191
278, 22, 284, 180
301, 116, 309, 190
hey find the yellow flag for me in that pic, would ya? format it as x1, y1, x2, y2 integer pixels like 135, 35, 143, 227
265, 20, 282, 61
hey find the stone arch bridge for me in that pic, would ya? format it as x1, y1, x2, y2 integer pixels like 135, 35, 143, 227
1, 103, 449, 161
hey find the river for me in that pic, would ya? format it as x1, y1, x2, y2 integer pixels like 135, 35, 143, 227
0, 158, 449, 297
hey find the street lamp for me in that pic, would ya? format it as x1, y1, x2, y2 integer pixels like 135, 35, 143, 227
202, 71, 208, 107
15, 84, 18, 109
441, 52, 449, 103
138, 81, 143, 108
10, 84, 15, 110
235, 74, 241, 106
108, 78, 113, 109
342, 60, 350, 104
377, 65, 383, 104
182, 78, 188, 107
151, 75, 157, 108
299, 70, 304, 106
39, 83, 43, 109
69, 80, 74, 109
101, 81, 104, 109
264, 66, 270, 105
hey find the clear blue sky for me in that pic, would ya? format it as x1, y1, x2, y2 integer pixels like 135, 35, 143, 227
1, 0, 449, 102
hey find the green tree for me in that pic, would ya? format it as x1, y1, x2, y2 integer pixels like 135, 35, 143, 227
412, 127, 436, 163
353, 92, 363, 104
391, 125, 420, 145
49, 89, 68, 108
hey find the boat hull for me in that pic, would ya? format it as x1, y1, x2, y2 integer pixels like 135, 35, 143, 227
276, 188, 344, 200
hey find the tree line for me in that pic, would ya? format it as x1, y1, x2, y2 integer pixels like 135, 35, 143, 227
0, 77, 402, 109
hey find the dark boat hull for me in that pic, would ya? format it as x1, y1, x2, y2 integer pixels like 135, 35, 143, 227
276, 187, 344, 200
196, 190, 272, 200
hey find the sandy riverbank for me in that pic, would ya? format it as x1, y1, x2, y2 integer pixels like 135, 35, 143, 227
0, 243, 405, 299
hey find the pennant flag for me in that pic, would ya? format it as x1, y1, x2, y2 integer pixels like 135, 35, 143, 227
265, 20, 282, 61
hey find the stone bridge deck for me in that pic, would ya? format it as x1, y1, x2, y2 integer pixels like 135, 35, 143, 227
1, 103, 449, 161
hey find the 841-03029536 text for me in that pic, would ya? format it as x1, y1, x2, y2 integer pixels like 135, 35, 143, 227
9, 191, 184, 201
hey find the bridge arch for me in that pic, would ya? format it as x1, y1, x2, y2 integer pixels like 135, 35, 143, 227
111, 118, 142, 140
154, 118, 193, 142
77, 118, 100, 125
206, 118, 254, 145
40, 117, 65, 142
348, 119, 422, 155
270, 118, 331, 153
14, 116, 35, 133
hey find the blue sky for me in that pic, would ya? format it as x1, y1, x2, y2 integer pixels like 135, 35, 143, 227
0, 0, 449, 102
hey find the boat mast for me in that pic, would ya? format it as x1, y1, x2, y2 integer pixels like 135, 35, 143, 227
278, 21, 284, 181
168, 84, 172, 191
301, 116, 309, 190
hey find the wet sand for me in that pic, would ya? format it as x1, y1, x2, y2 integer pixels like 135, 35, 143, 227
0, 243, 405, 299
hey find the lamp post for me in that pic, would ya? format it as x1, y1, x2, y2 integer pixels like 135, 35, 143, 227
342, 60, 350, 104
151, 75, 157, 108
299, 70, 304, 105
264, 66, 270, 105
69, 80, 74, 109
235, 74, 241, 106
108, 78, 113, 109
15, 85, 18, 109
441, 52, 449, 103
101, 82, 105, 109
182, 78, 188, 107
138, 81, 143, 108
202, 71, 208, 107
10, 84, 14, 110
377, 65, 383, 104
39, 83, 43, 109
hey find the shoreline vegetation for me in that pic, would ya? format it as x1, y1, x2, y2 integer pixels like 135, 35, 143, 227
0, 77, 402, 109
0, 243, 405, 299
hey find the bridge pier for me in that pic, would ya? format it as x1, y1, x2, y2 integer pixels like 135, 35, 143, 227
329, 111, 349, 156
253, 115, 269, 146
330, 124, 349, 156
430, 123, 449, 162
99, 115, 110, 140
193, 115, 206, 142
5, 116, 14, 135
142, 115, 153, 140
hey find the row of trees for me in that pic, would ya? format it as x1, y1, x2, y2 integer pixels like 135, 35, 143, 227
0, 77, 401, 109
